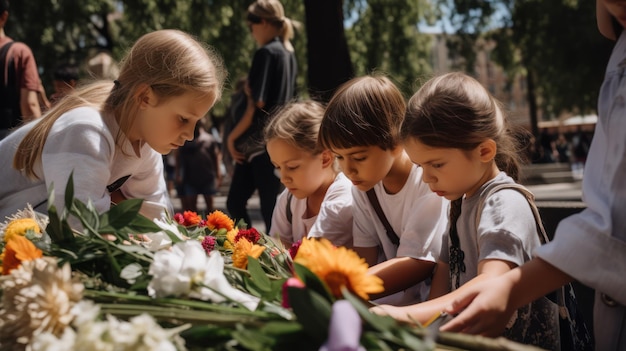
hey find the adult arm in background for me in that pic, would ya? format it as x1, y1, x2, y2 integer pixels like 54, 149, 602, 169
442, 0, 626, 335
226, 86, 257, 163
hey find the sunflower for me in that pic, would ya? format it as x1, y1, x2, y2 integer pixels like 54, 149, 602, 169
2, 236, 43, 275
232, 238, 265, 269
294, 238, 384, 300
206, 210, 235, 231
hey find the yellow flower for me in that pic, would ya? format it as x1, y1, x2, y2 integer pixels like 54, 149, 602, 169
294, 238, 384, 300
232, 238, 265, 269
3, 218, 41, 243
206, 210, 235, 231
223, 228, 239, 250
2, 235, 43, 275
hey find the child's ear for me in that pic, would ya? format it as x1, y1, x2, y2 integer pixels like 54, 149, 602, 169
136, 84, 156, 109
478, 139, 497, 162
321, 150, 334, 168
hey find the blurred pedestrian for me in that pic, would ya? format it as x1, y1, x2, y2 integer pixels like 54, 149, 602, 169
176, 120, 222, 213
0, 0, 43, 140
226, 0, 298, 232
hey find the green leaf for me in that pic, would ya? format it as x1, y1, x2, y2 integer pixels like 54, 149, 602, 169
342, 288, 396, 333
247, 257, 272, 292
126, 214, 162, 233
292, 262, 333, 302
64, 172, 75, 213
105, 199, 143, 229
287, 286, 331, 345
71, 198, 99, 231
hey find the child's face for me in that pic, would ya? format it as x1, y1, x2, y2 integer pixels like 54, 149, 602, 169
267, 138, 332, 199
403, 137, 488, 200
332, 145, 397, 191
133, 89, 216, 155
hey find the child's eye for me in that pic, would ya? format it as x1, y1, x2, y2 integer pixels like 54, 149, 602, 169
432, 163, 444, 169
286, 165, 299, 171
179, 116, 189, 123
353, 156, 366, 162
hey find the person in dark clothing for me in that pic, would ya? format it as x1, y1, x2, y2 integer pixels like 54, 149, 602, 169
226, 0, 298, 232
176, 121, 221, 213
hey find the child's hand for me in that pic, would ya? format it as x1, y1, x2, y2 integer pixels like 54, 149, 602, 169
440, 277, 515, 336
370, 304, 411, 323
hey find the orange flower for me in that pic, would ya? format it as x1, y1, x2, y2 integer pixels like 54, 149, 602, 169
223, 228, 239, 250
183, 211, 202, 226
294, 238, 384, 300
3, 218, 41, 243
232, 238, 265, 269
206, 210, 235, 231
2, 236, 43, 275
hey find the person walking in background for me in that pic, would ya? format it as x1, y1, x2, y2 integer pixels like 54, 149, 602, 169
221, 76, 248, 179
371, 72, 559, 349
0, 0, 42, 140
318, 75, 449, 306
226, 0, 298, 233
176, 120, 222, 213
437, 2, 626, 349
50, 62, 80, 105
265, 100, 353, 248
0, 29, 226, 228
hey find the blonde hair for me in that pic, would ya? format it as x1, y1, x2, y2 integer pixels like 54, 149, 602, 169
264, 100, 326, 154
248, 0, 297, 52
14, 29, 226, 179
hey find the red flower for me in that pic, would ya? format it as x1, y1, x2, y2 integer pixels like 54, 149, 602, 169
235, 228, 261, 244
173, 213, 185, 224
289, 239, 302, 259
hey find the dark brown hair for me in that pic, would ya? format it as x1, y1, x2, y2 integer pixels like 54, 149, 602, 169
319, 74, 406, 151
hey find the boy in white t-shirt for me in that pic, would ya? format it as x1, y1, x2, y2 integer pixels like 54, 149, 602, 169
319, 75, 449, 304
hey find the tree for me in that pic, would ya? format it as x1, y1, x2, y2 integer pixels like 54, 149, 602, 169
443, 0, 614, 135
304, 0, 353, 102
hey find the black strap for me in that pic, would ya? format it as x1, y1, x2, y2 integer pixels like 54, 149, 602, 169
286, 192, 293, 225
366, 188, 400, 246
0, 41, 20, 129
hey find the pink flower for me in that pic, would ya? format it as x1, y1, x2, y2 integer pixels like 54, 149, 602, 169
174, 213, 185, 224
281, 277, 305, 308
201, 236, 216, 254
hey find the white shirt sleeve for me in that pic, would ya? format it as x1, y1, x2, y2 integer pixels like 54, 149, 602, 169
308, 173, 354, 247
270, 188, 293, 244
42, 108, 116, 215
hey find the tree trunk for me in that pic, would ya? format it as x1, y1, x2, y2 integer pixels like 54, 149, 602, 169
304, 0, 354, 102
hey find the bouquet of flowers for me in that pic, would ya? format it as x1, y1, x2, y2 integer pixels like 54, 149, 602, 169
0, 177, 541, 351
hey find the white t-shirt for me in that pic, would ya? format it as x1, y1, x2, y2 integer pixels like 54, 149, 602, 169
440, 172, 541, 288
0, 107, 171, 223
270, 172, 353, 247
352, 164, 449, 304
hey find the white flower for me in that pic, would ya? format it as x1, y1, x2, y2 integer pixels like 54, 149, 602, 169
28, 327, 76, 351
148, 241, 260, 310
120, 263, 144, 284
142, 217, 186, 251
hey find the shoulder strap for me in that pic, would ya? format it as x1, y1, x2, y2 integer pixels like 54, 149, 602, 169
366, 188, 400, 246
0, 41, 15, 86
475, 183, 550, 244
286, 192, 293, 225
